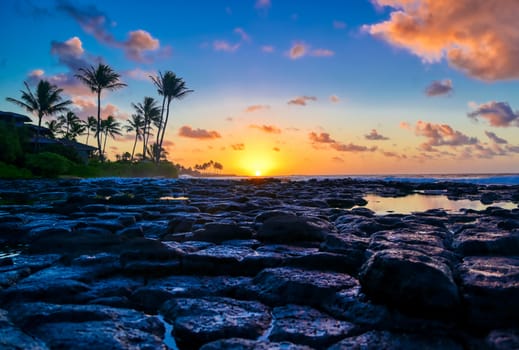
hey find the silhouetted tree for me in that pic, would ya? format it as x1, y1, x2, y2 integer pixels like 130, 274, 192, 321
132, 97, 160, 160
125, 114, 144, 161
100, 115, 122, 156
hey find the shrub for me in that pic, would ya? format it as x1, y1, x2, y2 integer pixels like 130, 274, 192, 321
0, 121, 23, 164
0, 162, 32, 179
25, 152, 72, 177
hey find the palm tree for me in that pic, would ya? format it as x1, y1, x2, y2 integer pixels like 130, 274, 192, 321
100, 115, 122, 157
125, 114, 144, 161
57, 111, 81, 139
131, 97, 160, 160
69, 120, 86, 141
150, 71, 193, 163
6, 80, 72, 150
45, 119, 62, 139
75, 63, 126, 159
85, 116, 97, 146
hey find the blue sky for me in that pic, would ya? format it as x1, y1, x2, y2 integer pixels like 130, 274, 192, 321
1, 0, 518, 175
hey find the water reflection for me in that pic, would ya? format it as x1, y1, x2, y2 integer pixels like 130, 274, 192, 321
364, 194, 517, 215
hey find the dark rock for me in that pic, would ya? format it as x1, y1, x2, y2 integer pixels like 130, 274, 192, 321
485, 329, 519, 350
453, 227, 519, 256
481, 192, 500, 204
328, 330, 463, 350
167, 215, 195, 233
326, 198, 356, 209
359, 249, 460, 317
0, 309, 49, 350
200, 338, 313, 350
8, 302, 166, 350
191, 223, 254, 243
256, 214, 334, 243
161, 297, 271, 349
80, 204, 109, 213
457, 256, 519, 329
243, 267, 358, 306
269, 304, 357, 348
182, 245, 258, 276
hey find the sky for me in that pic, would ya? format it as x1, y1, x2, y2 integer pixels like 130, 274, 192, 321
1, 0, 518, 176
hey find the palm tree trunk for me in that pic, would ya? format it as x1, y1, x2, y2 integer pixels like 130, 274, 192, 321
131, 134, 138, 161
155, 95, 166, 163
96, 90, 103, 161
103, 130, 108, 156
158, 99, 171, 163
86, 129, 90, 145
142, 117, 148, 160
36, 112, 43, 152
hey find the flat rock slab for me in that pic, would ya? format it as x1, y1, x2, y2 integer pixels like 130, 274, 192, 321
269, 304, 357, 348
256, 214, 334, 243
328, 330, 463, 350
161, 297, 271, 349
7, 302, 166, 350
0, 309, 49, 350
458, 256, 519, 329
244, 267, 358, 307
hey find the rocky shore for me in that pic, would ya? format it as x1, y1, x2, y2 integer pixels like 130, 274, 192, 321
0, 177, 518, 349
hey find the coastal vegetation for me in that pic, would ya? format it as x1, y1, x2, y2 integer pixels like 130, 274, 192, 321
1, 63, 209, 179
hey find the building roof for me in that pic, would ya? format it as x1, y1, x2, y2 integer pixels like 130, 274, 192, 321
0, 110, 32, 123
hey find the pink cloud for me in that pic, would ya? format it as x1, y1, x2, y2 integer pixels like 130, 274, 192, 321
365, 129, 389, 141
399, 121, 411, 130
468, 101, 519, 127
123, 30, 160, 62
425, 79, 453, 97
329, 95, 340, 103
245, 104, 270, 113
124, 68, 155, 81
261, 45, 275, 53
234, 28, 251, 42
72, 97, 127, 120
213, 40, 240, 52
179, 126, 221, 139
289, 43, 308, 59
333, 21, 347, 29
414, 120, 479, 149
311, 49, 334, 57
485, 131, 508, 144
365, 0, 519, 81
250, 124, 281, 134
288, 96, 317, 106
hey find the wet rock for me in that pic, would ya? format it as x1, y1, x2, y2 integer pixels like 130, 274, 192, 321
200, 338, 313, 350
485, 329, 519, 350
269, 304, 357, 348
453, 226, 519, 256
359, 249, 460, 317
243, 267, 358, 307
0, 309, 48, 350
182, 245, 258, 276
8, 302, 166, 350
191, 223, 254, 243
328, 330, 463, 350
256, 214, 334, 243
120, 238, 183, 277
167, 215, 195, 233
457, 256, 519, 329
320, 234, 369, 274
161, 297, 271, 349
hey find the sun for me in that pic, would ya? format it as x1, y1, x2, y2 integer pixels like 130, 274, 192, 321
255, 170, 262, 177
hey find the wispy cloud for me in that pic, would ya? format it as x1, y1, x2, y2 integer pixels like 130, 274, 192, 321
213, 40, 240, 52
329, 95, 340, 103
365, 129, 389, 141
231, 143, 245, 150
288, 96, 317, 106
250, 124, 281, 134
234, 27, 251, 42
425, 79, 453, 97
124, 68, 155, 81
399, 121, 411, 130
468, 101, 519, 127
333, 20, 346, 29
261, 45, 275, 53
245, 104, 270, 113
288, 42, 334, 59
485, 131, 508, 144
365, 0, 519, 81
178, 126, 221, 139
311, 49, 334, 57
331, 143, 377, 152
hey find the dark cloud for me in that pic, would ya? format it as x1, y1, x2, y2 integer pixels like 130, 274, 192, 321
365, 129, 389, 141
231, 143, 245, 151
250, 124, 281, 134
485, 131, 508, 144
415, 121, 479, 150
331, 143, 377, 152
273, 147, 280, 152
178, 126, 221, 139
50, 36, 91, 71
425, 79, 453, 97
308, 132, 336, 143
468, 101, 519, 127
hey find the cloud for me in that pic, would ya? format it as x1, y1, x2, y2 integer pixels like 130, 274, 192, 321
50, 36, 89, 71
245, 104, 270, 113
381, 151, 407, 159
178, 126, 221, 139
288, 96, 317, 106
333, 21, 346, 29
124, 68, 155, 81
72, 96, 126, 120
234, 28, 251, 42
425, 79, 453, 97
309, 132, 336, 144
289, 43, 307, 59
399, 121, 412, 130
468, 101, 519, 127
231, 143, 245, 151
365, 129, 389, 141
250, 124, 281, 134
213, 40, 240, 52
485, 131, 508, 144
331, 143, 377, 152
332, 156, 345, 162
255, 0, 271, 9
273, 147, 280, 152
288, 42, 334, 59
414, 120, 479, 150
365, 0, 519, 81
261, 45, 275, 53
329, 95, 340, 103
57, 0, 166, 63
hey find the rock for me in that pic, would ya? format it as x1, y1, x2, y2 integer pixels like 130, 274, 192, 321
328, 330, 463, 350
359, 249, 460, 317
243, 267, 358, 307
0, 308, 49, 350
182, 245, 258, 276
485, 329, 519, 350
8, 302, 166, 350
200, 338, 313, 350
269, 304, 356, 348
191, 223, 254, 243
160, 297, 271, 349
167, 215, 195, 233
256, 214, 334, 243
453, 226, 519, 256
457, 256, 519, 329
